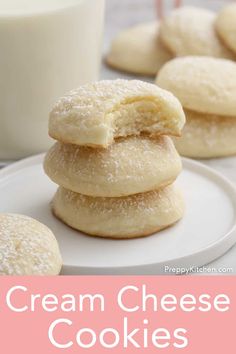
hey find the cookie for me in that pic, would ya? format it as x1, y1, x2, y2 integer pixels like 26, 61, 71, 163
159, 6, 235, 59
49, 79, 185, 147
173, 110, 236, 158
106, 22, 172, 76
216, 4, 236, 54
44, 136, 182, 197
156, 56, 236, 116
0, 213, 62, 275
52, 185, 184, 239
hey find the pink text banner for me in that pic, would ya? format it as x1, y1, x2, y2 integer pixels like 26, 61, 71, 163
0, 276, 235, 353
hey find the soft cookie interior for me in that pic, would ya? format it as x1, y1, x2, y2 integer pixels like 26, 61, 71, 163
109, 99, 182, 141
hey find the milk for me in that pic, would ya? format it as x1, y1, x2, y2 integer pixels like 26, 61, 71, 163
0, 0, 105, 159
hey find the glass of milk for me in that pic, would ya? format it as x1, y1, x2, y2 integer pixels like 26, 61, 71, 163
0, 0, 105, 160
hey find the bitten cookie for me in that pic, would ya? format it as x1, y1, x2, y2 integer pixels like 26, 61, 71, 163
106, 22, 172, 76
0, 214, 62, 275
159, 6, 234, 59
49, 79, 185, 147
173, 110, 236, 158
156, 56, 236, 116
216, 4, 236, 54
52, 185, 184, 239
44, 136, 182, 197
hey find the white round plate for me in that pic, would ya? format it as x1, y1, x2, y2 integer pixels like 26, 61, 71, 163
0, 155, 236, 275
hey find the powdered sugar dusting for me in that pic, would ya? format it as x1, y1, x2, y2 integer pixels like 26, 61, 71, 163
44, 136, 181, 197
57, 185, 184, 218
49, 79, 185, 146
0, 214, 62, 275
157, 56, 236, 116
216, 4, 236, 54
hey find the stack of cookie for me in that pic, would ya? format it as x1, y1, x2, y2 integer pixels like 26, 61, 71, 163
44, 80, 185, 239
157, 56, 236, 158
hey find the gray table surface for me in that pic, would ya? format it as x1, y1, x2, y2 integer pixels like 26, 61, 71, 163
1, 0, 236, 274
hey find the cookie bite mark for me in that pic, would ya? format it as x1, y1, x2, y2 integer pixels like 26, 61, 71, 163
49, 79, 185, 148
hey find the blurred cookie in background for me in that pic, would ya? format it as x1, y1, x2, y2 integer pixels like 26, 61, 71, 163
159, 6, 235, 59
156, 56, 236, 158
106, 22, 172, 76
173, 110, 236, 159
157, 56, 236, 116
216, 3, 236, 55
